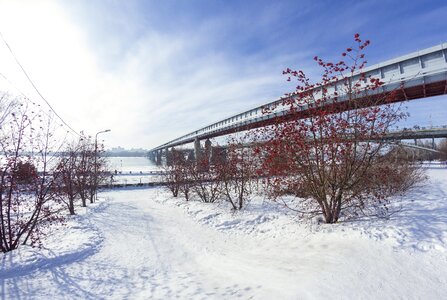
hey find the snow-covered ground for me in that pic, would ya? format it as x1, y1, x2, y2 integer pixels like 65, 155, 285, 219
1, 169, 447, 299
107, 173, 163, 185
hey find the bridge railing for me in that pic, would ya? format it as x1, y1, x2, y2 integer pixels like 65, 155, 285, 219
390, 124, 447, 132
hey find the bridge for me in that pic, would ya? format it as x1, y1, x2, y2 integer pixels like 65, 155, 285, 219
379, 125, 447, 141
376, 125, 447, 154
150, 42, 447, 158
149, 125, 447, 165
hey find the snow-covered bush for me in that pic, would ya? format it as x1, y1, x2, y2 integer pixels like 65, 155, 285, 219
253, 35, 423, 223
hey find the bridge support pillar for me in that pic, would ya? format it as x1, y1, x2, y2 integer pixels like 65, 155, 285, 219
205, 139, 212, 159
156, 150, 162, 165
166, 147, 172, 166
202, 139, 212, 171
186, 150, 195, 162
194, 138, 202, 162
211, 146, 227, 165
148, 151, 156, 162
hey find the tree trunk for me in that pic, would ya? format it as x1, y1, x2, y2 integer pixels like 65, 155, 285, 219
332, 193, 343, 223
68, 198, 76, 215
324, 210, 334, 224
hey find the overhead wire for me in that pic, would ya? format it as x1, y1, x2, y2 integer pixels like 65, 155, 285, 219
0, 71, 65, 128
0, 71, 73, 150
0, 30, 81, 137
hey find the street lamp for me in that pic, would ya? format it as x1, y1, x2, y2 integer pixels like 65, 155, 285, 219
94, 129, 111, 201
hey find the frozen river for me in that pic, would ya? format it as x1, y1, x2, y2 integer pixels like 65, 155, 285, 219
107, 156, 160, 173
107, 157, 163, 185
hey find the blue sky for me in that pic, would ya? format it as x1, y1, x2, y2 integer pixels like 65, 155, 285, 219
0, 0, 446, 148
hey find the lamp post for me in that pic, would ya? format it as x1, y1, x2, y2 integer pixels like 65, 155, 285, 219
94, 129, 111, 201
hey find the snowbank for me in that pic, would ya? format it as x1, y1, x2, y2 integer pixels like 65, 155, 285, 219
1, 203, 104, 279
157, 169, 447, 253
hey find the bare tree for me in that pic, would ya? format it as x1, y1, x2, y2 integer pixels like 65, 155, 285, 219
178, 159, 194, 201
54, 143, 80, 215
0, 95, 64, 252
62, 134, 109, 206
88, 138, 108, 203
187, 158, 221, 203
72, 135, 91, 207
163, 149, 184, 197
216, 138, 256, 210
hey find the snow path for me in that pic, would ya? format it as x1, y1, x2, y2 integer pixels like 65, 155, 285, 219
2, 170, 447, 299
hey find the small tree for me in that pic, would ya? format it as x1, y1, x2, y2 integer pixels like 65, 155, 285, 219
54, 133, 109, 214
217, 137, 256, 210
66, 134, 108, 206
0, 95, 64, 252
88, 140, 108, 203
257, 34, 421, 223
188, 158, 221, 203
163, 149, 185, 197
73, 135, 92, 207
163, 149, 197, 201
54, 144, 80, 215
178, 159, 194, 201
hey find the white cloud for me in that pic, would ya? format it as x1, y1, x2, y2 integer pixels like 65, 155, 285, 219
0, 1, 316, 149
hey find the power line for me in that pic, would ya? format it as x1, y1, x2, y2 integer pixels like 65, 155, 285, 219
1, 71, 75, 155
0, 30, 81, 137
0, 71, 61, 125
0, 70, 78, 138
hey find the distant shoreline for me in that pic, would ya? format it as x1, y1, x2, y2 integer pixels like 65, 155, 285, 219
9, 152, 150, 158
105, 152, 148, 158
